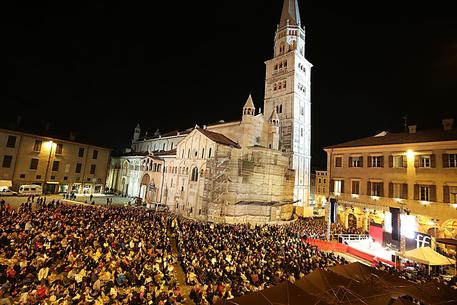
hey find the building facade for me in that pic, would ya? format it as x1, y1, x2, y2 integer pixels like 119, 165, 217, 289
106, 0, 310, 222
314, 170, 328, 208
325, 119, 457, 238
264, 0, 312, 209
0, 129, 111, 194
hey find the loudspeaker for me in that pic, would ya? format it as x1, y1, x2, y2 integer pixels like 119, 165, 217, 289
390, 207, 400, 241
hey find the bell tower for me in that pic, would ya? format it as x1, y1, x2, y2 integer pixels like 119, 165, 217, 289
264, 0, 312, 209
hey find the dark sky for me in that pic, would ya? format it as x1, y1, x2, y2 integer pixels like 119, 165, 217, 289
1, 1, 457, 168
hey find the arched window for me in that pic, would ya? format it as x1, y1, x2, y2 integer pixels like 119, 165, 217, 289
284, 61, 287, 67
279, 104, 283, 113
208, 148, 212, 158
191, 167, 199, 182
283, 81, 287, 89
187, 149, 190, 158
201, 148, 205, 158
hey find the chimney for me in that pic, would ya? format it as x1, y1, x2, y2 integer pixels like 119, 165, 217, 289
69, 132, 76, 141
442, 118, 454, 131
45, 122, 51, 131
408, 125, 417, 134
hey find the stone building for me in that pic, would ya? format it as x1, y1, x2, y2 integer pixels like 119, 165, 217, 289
324, 119, 457, 238
0, 128, 111, 194
264, 0, 312, 210
106, 0, 310, 222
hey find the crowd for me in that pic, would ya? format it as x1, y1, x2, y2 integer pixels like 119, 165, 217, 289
0, 204, 184, 305
176, 218, 349, 304
5, 198, 451, 305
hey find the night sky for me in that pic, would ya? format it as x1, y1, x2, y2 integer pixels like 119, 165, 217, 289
2, 1, 457, 168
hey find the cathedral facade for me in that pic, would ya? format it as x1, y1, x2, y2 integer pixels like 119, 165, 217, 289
106, 0, 312, 222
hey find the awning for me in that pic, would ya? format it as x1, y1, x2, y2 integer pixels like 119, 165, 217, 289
0, 180, 12, 187
436, 238, 457, 246
46, 181, 59, 185
399, 247, 456, 265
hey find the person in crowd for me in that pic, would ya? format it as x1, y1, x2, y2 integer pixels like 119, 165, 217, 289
0, 204, 184, 304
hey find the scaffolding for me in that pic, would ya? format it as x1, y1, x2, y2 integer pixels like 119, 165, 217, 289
202, 149, 232, 222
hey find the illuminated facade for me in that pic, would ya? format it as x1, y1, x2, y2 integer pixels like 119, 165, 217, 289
108, 97, 295, 224
325, 120, 457, 238
0, 128, 111, 194
264, 0, 312, 209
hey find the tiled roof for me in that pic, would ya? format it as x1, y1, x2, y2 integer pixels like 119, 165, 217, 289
154, 148, 177, 156
327, 129, 457, 149
197, 128, 241, 148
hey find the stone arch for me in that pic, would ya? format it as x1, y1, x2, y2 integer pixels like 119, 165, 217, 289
348, 213, 357, 229
427, 227, 442, 238
442, 219, 457, 238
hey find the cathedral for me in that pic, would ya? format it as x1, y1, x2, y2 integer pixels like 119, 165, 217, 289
106, 0, 312, 223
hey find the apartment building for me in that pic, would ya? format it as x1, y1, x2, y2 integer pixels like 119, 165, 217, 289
0, 128, 111, 194
324, 119, 457, 238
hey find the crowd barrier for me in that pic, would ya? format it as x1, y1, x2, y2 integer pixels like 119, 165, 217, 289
306, 238, 395, 267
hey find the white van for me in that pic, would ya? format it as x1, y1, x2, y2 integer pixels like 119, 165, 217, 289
18, 185, 43, 196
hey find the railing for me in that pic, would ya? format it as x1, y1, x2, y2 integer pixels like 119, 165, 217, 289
337, 234, 370, 243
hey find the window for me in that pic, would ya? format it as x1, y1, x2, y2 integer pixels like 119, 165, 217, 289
2, 155, 12, 168
208, 148, 212, 158
420, 186, 430, 201
92, 150, 98, 160
52, 161, 60, 171
201, 148, 205, 158
370, 182, 383, 197
75, 163, 82, 174
90, 164, 96, 175
194, 150, 198, 157
450, 186, 457, 204
370, 156, 383, 168
420, 155, 431, 168
36, 175, 41, 179
335, 157, 342, 168
392, 183, 402, 198
78, 147, 85, 158
64, 176, 68, 181
445, 154, 457, 168
392, 155, 405, 168
30, 158, 39, 170
55, 143, 63, 155
334, 180, 343, 194
6, 136, 16, 148
191, 167, 199, 182
33, 140, 42, 152
20, 174, 26, 179
351, 180, 360, 195
157, 164, 162, 172
351, 156, 362, 167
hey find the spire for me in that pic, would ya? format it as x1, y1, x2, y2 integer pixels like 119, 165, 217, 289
269, 108, 280, 126
279, 0, 301, 27
244, 94, 255, 109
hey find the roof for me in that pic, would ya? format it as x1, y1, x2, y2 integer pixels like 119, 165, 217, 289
206, 120, 241, 127
235, 200, 295, 207
141, 129, 191, 141
243, 94, 255, 109
0, 127, 111, 151
196, 128, 241, 148
326, 128, 457, 149
153, 148, 177, 157
269, 108, 280, 121
280, 0, 301, 27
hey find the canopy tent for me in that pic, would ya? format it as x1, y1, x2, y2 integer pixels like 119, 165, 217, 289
397, 281, 457, 305
329, 262, 411, 290
221, 280, 328, 305
294, 269, 392, 305
400, 247, 456, 266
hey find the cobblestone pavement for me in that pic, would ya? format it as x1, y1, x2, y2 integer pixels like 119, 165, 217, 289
170, 236, 194, 305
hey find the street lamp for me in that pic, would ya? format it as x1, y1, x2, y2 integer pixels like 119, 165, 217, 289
43, 141, 54, 194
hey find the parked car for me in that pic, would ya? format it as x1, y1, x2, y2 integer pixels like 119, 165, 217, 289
18, 185, 43, 196
0, 189, 17, 196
